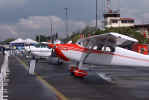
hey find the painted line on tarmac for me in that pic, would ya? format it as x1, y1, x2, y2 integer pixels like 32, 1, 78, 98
16, 57, 69, 100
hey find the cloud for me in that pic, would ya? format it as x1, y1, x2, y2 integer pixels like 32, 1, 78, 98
0, 16, 99, 40
89, 20, 102, 28
0, 25, 18, 40
119, 0, 149, 24
0, 0, 27, 8
1, 0, 149, 40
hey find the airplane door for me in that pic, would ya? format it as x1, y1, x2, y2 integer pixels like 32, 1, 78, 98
85, 45, 115, 66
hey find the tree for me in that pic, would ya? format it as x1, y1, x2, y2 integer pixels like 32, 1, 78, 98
95, 27, 145, 43
35, 33, 59, 42
36, 35, 49, 42
0, 38, 15, 44
62, 26, 146, 44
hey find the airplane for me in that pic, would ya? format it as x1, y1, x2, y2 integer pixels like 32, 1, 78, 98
48, 32, 149, 82
24, 43, 52, 59
25, 40, 62, 61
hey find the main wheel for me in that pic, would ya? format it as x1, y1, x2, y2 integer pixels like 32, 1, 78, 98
69, 66, 77, 76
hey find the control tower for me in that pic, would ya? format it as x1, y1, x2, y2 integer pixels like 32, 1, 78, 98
103, 0, 134, 28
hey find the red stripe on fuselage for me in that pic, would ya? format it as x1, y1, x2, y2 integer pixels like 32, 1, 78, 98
55, 47, 70, 61
56, 44, 113, 55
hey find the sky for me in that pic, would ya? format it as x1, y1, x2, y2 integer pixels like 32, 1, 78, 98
0, 0, 149, 40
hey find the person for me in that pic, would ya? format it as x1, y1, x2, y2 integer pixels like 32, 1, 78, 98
2, 47, 5, 55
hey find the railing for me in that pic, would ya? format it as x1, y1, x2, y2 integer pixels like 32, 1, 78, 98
0, 52, 9, 100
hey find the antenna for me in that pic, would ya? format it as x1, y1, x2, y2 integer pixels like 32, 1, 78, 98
106, 0, 111, 12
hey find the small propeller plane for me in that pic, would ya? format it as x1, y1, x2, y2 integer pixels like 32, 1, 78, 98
25, 40, 62, 59
25, 43, 52, 59
48, 32, 149, 81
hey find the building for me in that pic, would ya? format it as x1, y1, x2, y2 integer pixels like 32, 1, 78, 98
104, 11, 135, 28
103, 9, 149, 38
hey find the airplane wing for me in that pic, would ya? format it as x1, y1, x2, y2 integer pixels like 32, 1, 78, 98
78, 32, 138, 47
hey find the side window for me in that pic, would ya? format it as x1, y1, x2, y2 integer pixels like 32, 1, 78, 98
101, 45, 115, 52
35, 44, 40, 48
40, 44, 44, 48
41, 44, 47, 48
93, 45, 102, 51
45, 45, 51, 49
93, 46, 98, 50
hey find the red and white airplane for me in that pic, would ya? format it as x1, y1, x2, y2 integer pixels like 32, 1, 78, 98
48, 32, 149, 81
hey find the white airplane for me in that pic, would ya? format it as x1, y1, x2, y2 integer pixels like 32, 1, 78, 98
25, 43, 52, 59
25, 40, 62, 59
48, 32, 149, 81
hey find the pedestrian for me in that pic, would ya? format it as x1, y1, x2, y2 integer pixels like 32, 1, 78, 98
2, 47, 5, 55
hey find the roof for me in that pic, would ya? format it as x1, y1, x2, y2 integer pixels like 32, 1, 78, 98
24, 38, 38, 44
120, 18, 134, 20
10, 38, 25, 44
10, 38, 38, 44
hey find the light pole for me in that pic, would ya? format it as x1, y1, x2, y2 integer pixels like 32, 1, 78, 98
64, 8, 69, 37
96, 0, 98, 30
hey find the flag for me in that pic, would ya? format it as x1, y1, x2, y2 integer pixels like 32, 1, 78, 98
144, 31, 147, 38
80, 34, 85, 38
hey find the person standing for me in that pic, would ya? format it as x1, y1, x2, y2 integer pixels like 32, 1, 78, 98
2, 47, 5, 55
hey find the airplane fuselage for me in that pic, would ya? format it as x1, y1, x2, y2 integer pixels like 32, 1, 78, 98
54, 44, 149, 67
25, 46, 52, 58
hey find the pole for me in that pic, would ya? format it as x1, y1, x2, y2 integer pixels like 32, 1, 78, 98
39, 35, 40, 43
51, 24, 54, 43
64, 8, 69, 37
96, 0, 98, 30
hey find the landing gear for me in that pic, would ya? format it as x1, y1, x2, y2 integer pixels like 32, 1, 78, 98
69, 66, 76, 76
69, 66, 88, 78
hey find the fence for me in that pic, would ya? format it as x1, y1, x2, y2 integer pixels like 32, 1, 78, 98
0, 52, 9, 100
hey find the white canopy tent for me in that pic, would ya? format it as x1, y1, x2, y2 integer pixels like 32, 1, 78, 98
9, 38, 25, 51
10, 38, 25, 44
24, 38, 38, 44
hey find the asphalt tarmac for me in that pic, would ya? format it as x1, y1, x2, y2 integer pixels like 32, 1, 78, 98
8, 55, 149, 100
8, 56, 59, 100
33, 57, 149, 100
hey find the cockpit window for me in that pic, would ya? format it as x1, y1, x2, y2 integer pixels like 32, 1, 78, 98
35, 44, 41, 48
35, 44, 49, 48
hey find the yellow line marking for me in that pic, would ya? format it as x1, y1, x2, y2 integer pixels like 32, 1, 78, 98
36, 75, 68, 100
16, 57, 69, 100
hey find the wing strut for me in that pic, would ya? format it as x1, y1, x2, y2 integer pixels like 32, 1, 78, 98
78, 40, 97, 69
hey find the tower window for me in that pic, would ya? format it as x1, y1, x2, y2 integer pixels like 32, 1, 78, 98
111, 19, 118, 23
